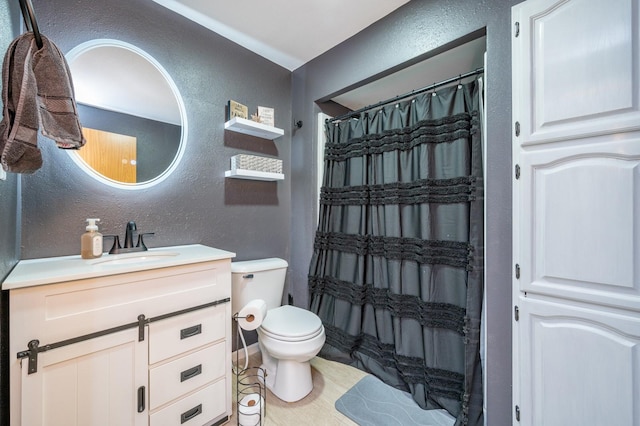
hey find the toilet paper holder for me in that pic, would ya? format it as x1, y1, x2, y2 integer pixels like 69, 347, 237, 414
236, 366, 266, 426
233, 310, 266, 425
234, 312, 255, 323
234, 299, 267, 332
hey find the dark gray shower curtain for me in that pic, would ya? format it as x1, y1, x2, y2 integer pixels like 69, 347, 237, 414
309, 80, 484, 426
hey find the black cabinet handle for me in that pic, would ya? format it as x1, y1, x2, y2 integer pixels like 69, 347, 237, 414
180, 364, 202, 382
137, 386, 145, 413
180, 324, 202, 340
180, 404, 202, 424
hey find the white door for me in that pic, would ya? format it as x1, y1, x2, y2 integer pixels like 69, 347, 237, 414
512, 1, 640, 425
21, 329, 148, 426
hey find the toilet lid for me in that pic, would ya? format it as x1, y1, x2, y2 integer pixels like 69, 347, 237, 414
260, 305, 323, 340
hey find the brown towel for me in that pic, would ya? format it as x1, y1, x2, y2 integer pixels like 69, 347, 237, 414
32, 34, 86, 149
0, 32, 85, 174
0, 33, 42, 173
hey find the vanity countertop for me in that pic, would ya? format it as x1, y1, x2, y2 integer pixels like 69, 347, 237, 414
2, 244, 236, 290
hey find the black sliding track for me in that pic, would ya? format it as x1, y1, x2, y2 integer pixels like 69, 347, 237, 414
16, 297, 230, 374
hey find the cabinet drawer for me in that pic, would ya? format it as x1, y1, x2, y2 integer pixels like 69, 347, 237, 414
150, 380, 226, 426
149, 305, 227, 364
150, 342, 226, 409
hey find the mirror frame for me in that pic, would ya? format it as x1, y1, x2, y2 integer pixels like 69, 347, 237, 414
66, 39, 188, 190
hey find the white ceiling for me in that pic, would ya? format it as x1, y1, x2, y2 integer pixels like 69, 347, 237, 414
151, 0, 411, 71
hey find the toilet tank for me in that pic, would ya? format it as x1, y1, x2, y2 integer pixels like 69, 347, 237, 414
231, 258, 288, 314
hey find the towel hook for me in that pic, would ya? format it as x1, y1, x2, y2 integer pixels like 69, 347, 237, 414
18, 0, 43, 49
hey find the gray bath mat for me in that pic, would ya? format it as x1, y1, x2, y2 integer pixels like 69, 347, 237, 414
335, 375, 455, 426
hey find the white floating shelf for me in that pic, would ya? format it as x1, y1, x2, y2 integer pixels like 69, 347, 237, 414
225, 169, 285, 181
224, 117, 284, 140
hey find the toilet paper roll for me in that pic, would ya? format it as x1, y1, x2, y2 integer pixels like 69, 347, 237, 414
236, 299, 267, 331
238, 393, 265, 426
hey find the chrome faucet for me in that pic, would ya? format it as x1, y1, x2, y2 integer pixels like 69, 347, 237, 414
106, 221, 154, 254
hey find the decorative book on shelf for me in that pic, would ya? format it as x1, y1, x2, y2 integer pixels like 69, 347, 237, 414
257, 106, 274, 127
228, 100, 248, 120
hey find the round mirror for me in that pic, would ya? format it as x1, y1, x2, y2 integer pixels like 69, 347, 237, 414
66, 40, 187, 189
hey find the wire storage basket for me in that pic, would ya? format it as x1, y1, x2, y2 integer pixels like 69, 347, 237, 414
231, 154, 283, 174
236, 366, 266, 426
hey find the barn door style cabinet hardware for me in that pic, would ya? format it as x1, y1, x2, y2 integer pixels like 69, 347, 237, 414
4, 244, 236, 426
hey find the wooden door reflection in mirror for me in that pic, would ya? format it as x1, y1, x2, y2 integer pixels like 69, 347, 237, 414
78, 128, 137, 183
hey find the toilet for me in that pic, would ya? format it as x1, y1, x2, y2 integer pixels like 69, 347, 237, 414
231, 258, 326, 402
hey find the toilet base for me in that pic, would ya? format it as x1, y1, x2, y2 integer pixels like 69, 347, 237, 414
261, 359, 313, 402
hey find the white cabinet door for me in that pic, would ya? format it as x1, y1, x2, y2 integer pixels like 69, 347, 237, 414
512, 0, 640, 425
20, 329, 148, 426
518, 297, 640, 426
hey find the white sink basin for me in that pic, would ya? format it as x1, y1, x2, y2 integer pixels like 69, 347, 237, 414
90, 251, 180, 266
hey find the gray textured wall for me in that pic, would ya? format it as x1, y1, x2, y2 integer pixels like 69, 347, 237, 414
21, 0, 292, 267
0, 0, 21, 283
290, 0, 517, 424
0, 2, 21, 424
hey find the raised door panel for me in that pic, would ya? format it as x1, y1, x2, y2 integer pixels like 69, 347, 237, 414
517, 297, 640, 426
518, 133, 640, 309
21, 329, 147, 426
514, 0, 640, 145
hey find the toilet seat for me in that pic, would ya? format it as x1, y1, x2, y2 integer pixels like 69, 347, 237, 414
260, 305, 323, 342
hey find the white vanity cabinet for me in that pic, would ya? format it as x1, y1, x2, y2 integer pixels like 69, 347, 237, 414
3, 244, 235, 426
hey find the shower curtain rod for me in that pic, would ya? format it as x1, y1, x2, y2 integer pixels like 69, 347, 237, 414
328, 67, 484, 123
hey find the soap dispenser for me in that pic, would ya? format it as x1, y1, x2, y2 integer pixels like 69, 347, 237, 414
81, 218, 103, 259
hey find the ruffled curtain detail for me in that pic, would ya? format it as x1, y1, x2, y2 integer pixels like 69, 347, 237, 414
309, 80, 484, 426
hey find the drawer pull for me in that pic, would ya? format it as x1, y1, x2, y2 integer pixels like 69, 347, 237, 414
180, 403, 202, 424
180, 324, 202, 340
180, 364, 202, 382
